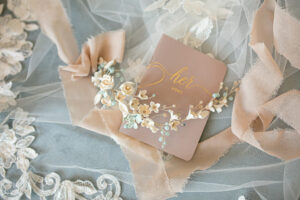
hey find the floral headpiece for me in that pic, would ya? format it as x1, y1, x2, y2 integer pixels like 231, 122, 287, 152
92, 58, 239, 148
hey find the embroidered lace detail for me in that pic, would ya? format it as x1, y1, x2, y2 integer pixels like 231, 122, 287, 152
145, 0, 237, 19
0, 81, 18, 112
145, 0, 238, 49
0, 14, 37, 80
7, 0, 37, 21
180, 17, 213, 49
55, 174, 123, 200
0, 2, 124, 200
0, 109, 123, 200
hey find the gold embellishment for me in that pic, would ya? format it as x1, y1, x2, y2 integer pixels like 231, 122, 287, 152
139, 62, 211, 97
120, 82, 136, 96
92, 58, 239, 148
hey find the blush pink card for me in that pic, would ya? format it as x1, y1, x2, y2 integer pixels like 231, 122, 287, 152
120, 35, 227, 161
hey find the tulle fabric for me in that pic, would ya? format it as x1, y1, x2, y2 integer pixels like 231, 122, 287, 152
10, 0, 300, 199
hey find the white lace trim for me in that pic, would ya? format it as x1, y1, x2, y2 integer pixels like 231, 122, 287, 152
0, 109, 123, 200
0, 1, 124, 199
0, 14, 36, 81
7, 0, 37, 22
0, 81, 18, 112
145, 0, 237, 19
180, 16, 213, 49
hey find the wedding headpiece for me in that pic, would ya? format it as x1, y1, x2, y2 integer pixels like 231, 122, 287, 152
92, 58, 239, 148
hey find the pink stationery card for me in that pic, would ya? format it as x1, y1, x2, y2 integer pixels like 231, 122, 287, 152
120, 35, 227, 161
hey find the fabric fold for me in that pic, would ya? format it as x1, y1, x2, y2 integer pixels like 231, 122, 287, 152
58, 30, 125, 125
231, 0, 300, 160
28, 0, 79, 64
62, 30, 126, 78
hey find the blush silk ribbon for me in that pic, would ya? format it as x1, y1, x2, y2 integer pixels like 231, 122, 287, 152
28, 0, 300, 199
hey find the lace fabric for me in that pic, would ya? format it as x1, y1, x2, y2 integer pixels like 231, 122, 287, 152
0, 1, 124, 200
0, 15, 36, 81
0, 108, 124, 199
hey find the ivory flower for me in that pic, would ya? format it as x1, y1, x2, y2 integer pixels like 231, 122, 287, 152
150, 126, 159, 133
101, 96, 112, 106
99, 74, 114, 90
205, 100, 215, 112
115, 91, 126, 102
91, 77, 100, 87
119, 101, 129, 117
94, 70, 103, 78
137, 90, 148, 100
138, 104, 151, 117
214, 105, 222, 113
186, 106, 198, 120
129, 98, 140, 110
141, 118, 155, 128
94, 93, 102, 105
150, 101, 160, 113
169, 120, 181, 131
168, 109, 179, 121
219, 98, 228, 106
91, 70, 103, 87
120, 82, 136, 96
197, 110, 210, 119
103, 60, 116, 70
